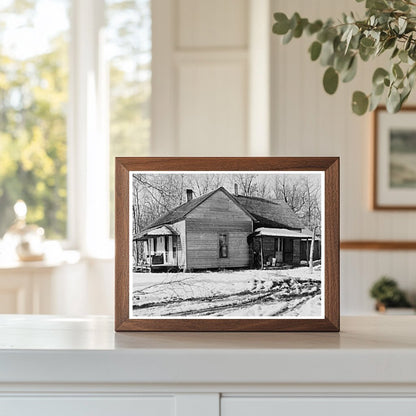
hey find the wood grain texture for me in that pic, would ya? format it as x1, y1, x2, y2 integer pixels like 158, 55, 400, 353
341, 241, 416, 250
373, 106, 416, 210
115, 157, 340, 332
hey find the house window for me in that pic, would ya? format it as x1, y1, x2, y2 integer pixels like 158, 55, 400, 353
107, 0, 151, 237
0, 0, 70, 239
0, 0, 151, 254
219, 233, 228, 258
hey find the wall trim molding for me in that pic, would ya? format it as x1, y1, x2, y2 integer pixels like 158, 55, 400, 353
340, 241, 416, 250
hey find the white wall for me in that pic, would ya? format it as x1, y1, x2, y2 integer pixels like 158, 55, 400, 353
270, 0, 416, 313
69, 0, 416, 317
152, 0, 251, 156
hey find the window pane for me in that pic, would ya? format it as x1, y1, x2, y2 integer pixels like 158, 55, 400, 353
106, 0, 151, 237
0, 0, 70, 239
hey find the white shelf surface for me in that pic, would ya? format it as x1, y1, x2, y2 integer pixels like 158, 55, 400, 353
0, 315, 415, 386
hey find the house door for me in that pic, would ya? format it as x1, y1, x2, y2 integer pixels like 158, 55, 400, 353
283, 238, 293, 264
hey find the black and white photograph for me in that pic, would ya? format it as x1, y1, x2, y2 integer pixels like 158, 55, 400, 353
129, 171, 324, 319
390, 129, 416, 189
374, 107, 416, 209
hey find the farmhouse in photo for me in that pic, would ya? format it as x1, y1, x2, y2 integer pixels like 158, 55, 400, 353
133, 184, 320, 272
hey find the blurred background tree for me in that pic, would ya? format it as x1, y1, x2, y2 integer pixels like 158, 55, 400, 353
0, 0, 151, 239
0, 0, 69, 238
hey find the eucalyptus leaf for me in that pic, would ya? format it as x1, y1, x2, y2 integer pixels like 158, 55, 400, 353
323, 67, 339, 94
399, 49, 408, 63
398, 17, 407, 34
393, 63, 404, 79
372, 67, 389, 86
366, 0, 388, 10
273, 13, 290, 34
342, 56, 358, 82
373, 82, 385, 96
320, 40, 335, 66
391, 47, 399, 59
272, 2, 416, 115
369, 92, 383, 111
307, 20, 323, 35
282, 29, 294, 44
387, 87, 401, 112
352, 91, 369, 115
405, 34, 413, 50
309, 41, 322, 61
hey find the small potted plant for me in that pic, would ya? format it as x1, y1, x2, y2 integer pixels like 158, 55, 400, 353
370, 276, 413, 313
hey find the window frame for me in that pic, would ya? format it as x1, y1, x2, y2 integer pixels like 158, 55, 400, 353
219, 232, 229, 259
67, 0, 111, 257
0, 0, 152, 258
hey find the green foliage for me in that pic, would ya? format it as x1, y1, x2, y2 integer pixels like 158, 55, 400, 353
323, 67, 339, 94
272, 0, 416, 115
0, 15, 69, 238
370, 276, 412, 307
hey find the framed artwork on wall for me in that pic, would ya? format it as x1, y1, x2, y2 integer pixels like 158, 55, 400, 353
115, 157, 339, 332
373, 106, 416, 210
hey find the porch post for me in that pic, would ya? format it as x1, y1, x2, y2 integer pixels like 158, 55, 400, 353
260, 236, 264, 269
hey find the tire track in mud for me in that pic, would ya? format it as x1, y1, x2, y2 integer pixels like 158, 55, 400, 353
133, 278, 321, 317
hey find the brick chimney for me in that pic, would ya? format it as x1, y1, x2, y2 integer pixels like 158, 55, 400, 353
186, 189, 193, 202
234, 183, 238, 196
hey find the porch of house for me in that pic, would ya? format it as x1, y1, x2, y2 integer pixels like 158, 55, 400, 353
250, 228, 320, 269
133, 225, 180, 272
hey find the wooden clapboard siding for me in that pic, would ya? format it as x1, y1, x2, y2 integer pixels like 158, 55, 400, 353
185, 190, 253, 269
170, 220, 187, 269
187, 231, 251, 269
186, 189, 253, 221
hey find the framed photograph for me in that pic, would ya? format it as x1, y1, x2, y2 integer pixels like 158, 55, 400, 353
115, 157, 339, 331
373, 106, 416, 209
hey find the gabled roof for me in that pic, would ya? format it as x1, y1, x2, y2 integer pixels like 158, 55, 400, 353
134, 225, 178, 241
235, 195, 304, 230
144, 187, 255, 231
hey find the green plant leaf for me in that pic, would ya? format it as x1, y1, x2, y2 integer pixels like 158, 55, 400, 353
399, 49, 408, 63
393, 63, 404, 79
383, 37, 396, 50
323, 67, 339, 94
282, 29, 293, 44
372, 67, 389, 86
387, 87, 401, 112
352, 91, 369, 115
309, 41, 322, 61
391, 47, 399, 59
334, 51, 352, 72
320, 40, 335, 66
273, 13, 290, 34
342, 56, 357, 82
369, 92, 383, 111
366, 0, 388, 8
405, 34, 413, 50
307, 20, 323, 35
374, 82, 385, 95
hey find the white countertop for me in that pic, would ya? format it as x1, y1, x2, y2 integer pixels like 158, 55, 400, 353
0, 315, 415, 386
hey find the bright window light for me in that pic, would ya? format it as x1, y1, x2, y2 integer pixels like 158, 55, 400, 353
0, 0, 70, 239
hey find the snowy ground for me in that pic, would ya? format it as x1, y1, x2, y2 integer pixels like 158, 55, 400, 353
131, 267, 322, 318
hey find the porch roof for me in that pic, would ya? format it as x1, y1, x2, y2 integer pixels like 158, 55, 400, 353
134, 225, 178, 241
252, 227, 315, 239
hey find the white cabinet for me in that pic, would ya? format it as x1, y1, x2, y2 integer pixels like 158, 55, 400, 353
1, 316, 416, 416
1, 397, 175, 416
222, 398, 416, 416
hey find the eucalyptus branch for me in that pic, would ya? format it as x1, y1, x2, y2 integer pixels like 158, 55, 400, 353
272, 0, 416, 114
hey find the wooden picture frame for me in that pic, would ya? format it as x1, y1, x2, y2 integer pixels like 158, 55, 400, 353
115, 157, 339, 332
373, 106, 416, 210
